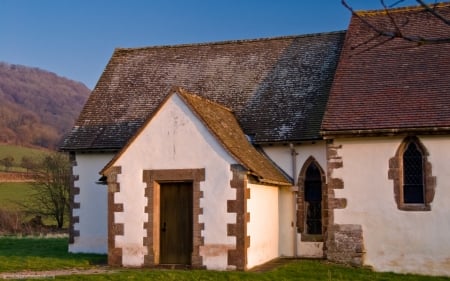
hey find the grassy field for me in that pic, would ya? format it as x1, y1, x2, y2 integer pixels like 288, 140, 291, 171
0, 144, 48, 160
0, 144, 49, 172
0, 182, 63, 227
0, 144, 55, 226
0, 237, 448, 280
0, 182, 33, 210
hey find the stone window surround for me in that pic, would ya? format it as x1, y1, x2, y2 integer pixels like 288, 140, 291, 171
297, 156, 326, 242
388, 136, 436, 211
142, 168, 205, 268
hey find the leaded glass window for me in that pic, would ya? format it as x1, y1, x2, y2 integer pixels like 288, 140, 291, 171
305, 163, 322, 235
403, 142, 425, 204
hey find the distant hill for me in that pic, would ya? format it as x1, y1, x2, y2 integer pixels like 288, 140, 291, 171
0, 62, 90, 149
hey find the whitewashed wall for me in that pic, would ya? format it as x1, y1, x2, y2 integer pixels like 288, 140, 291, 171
278, 186, 295, 256
262, 143, 327, 257
262, 142, 327, 183
70, 153, 114, 254
111, 94, 237, 269
246, 183, 279, 268
332, 136, 450, 276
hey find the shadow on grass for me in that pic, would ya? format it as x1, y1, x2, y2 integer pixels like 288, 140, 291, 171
0, 237, 106, 272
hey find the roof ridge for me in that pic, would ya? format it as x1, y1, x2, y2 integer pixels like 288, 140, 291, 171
113, 30, 346, 53
174, 88, 291, 185
175, 87, 233, 113
356, 1, 450, 16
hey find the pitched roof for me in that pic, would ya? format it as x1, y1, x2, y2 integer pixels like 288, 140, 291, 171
102, 87, 291, 186
322, 3, 450, 136
60, 32, 345, 151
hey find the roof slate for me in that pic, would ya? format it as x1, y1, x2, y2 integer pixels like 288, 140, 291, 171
322, 3, 450, 135
61, 32, 345, 151
178, 88, 291, 185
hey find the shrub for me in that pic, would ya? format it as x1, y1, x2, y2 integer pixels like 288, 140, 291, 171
0, 208, 26, 235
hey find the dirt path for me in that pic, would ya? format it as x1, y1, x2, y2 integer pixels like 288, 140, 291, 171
0, 267, 115, 279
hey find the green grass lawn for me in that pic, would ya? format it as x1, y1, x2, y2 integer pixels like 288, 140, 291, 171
0, 237, 448, 280
0, 182, 33, 210
0, 237, 106, 273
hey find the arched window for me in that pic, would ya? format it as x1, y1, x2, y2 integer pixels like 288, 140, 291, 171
304, 163, 322, 235
388, 136, 436, 211
402, 141, 424, 204
297, 157, 325, 241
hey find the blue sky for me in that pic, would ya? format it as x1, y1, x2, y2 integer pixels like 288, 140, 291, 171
0, 0, 434, 89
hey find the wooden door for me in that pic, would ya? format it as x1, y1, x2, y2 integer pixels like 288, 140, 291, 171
159, 182, 193, 265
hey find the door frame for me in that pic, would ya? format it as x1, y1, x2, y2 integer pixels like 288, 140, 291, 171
142, 169, 205, 268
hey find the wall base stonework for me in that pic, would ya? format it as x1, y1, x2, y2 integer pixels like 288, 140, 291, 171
325, 141, 364, 266
326, 224, 364, 266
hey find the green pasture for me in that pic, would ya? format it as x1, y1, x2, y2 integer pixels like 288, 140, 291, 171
0, 182, 33, 210
0, 144, 48, 160
0, 144, 50, 172
0, 182, 61, 227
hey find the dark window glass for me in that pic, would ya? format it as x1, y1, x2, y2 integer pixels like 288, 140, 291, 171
403, 142, 424, 204
305, 163, 322, 234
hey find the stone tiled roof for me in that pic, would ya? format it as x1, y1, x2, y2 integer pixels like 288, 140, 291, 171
177, 88, 291, 185
102, 87, 291, 186
60, 32, 345, 151
322, 3, 450, 136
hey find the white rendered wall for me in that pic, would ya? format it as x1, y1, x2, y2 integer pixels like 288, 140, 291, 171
246, 183, 279, 268
69, 153, 114, 254
262, 143, 327, 258
278, 187, 295, 256
332, 136, 450, 276
112, 94, 237, 269
262, 142, 327, 183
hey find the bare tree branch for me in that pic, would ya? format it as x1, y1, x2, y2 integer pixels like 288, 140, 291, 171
416, 0, 450, 25
20, 152, 71, 229
381, 0, 405, 37
342, 0, 450, 51
350, 36, 395, 56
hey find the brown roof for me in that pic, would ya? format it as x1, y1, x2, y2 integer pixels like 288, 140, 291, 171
60, 32, 345, 151
102, 87, 291, 186
322, 3, 450, 136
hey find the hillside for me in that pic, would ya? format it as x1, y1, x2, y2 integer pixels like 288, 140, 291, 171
0, 62, 90, 149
